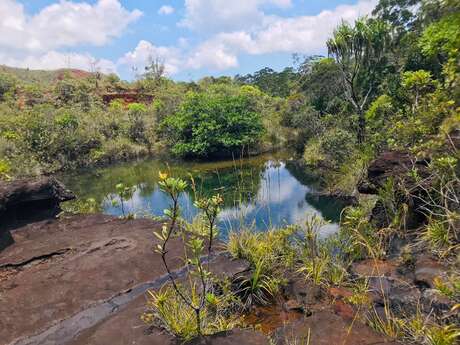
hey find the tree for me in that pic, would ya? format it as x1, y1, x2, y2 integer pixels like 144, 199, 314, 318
298, 57, 345, 115
373, 0, 419, 36
143, 56, 166, 84
327, 18, 390, 143
235, 67, 298, 97
162, 87, 264, 158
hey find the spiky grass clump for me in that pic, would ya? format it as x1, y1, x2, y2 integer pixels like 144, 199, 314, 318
142, 284, 241, 342
227, 226, 297, 273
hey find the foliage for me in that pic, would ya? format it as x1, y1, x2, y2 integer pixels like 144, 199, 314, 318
237, 259, 281, 308
143, 284, 240, 342
433, 275, 460, 300
143, 172, 230, 340
61, 197, 101, 214
162, 86, 264, 158
0, 159, 11, 180
227, 226, 297, 274
235, 67, 297, 97
303, 127, 356, 169
340, 203, 385, 260
298, 57, 345, 115
327, 17, 390, 143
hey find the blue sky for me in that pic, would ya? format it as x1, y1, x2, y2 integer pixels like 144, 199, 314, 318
0, 0, 377, 80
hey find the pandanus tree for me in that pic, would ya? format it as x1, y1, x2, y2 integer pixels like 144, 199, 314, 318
327, 18, 390, 143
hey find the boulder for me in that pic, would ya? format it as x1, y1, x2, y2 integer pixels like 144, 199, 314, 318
283, 275, 324, 307
208, 252, 250, 281
414, 255, 447, 289
421, 289, 455, 316
0, 177, 75, 229
358, 151, 430, 195
358, 151, 431, 229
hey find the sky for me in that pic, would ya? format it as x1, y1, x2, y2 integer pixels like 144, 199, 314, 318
0, 0, 378, 81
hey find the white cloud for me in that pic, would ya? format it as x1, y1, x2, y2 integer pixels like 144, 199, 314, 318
185, 37, 241, 70
119, 40, 183, 75
158, 5, 175, 15
0, 51, 117, 74
249, 0, 378, 54
121, 0, 377, 76
0, 0, 142, 53
0, 0, 141, 73
183, 0, 377, 71
180, 0, 292, 32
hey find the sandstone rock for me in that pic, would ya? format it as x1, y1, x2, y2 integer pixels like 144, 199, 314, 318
283, 299, 304, 312
333, 300, 355, 319
243, 303, 304, 335
352, 259, 400, 278
273, 311, 400, 345
414, 256, 447, 288
385, 281, 421, 315
0, 214, 195, 345
358, 151, 429, 195
421, 289, 455, 316
358, 151, 430, 229
0, 177, 75, 230
190, 330, 269, 345
1, 213, 264, 345
283, 276, 324, 306
328, 287, 354, 300
208, 252, 250, 282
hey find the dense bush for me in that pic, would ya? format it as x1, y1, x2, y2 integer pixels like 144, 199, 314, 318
303, 127, 356, 169
0, 69, 289, 178
162, 86, 264, 158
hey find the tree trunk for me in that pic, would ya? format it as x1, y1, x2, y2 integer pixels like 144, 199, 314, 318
357, 110, 365, 144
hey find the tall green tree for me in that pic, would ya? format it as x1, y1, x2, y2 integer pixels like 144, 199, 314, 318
327, 18, 390, 143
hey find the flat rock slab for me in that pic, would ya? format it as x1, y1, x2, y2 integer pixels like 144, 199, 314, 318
0, 214, 189, 345
69, 293, 268, 345
273, 311, 400, 345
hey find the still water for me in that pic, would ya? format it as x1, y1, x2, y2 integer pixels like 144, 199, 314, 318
61, 152, 347, 239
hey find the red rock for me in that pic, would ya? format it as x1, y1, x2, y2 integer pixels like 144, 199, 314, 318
329, 287, 354, 300
273, 311, 401, 345
352, 259, 399, 278
414, 256, 447, 288
283, 299, 304, 312
333, 300, 355, 319
0, 214, 196, 345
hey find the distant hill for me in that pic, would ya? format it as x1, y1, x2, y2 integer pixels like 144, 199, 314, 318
0, 65, 95, 85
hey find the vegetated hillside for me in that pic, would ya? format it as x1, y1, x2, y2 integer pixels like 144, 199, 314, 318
0, 62, 291, 179
0, 65, 94, 85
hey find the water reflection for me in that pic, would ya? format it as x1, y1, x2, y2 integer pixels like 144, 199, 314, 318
61, 153, 347, 239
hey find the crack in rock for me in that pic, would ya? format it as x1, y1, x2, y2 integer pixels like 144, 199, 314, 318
0, 248, 71, 270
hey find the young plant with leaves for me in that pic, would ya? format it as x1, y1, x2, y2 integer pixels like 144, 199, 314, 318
146, 172, 226, 340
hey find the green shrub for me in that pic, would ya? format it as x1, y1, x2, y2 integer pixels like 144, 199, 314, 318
162, 87, 264, 158
304, 127, 355, 169
0, 73, 16, 101
0, 159, 11, 180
